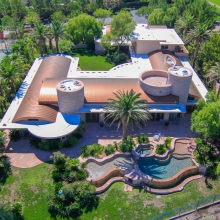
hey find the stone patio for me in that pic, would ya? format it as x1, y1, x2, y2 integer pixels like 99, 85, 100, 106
4, 114, 196, 168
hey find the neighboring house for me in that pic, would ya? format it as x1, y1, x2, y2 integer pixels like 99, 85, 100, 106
0, 25, 208, 139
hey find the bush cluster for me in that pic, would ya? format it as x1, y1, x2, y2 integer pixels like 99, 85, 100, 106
106, 52, 128, 65
51, 152, 87, 183
48, 152, 97, 218
119, 136, 135, 152
0, 154, 11, 180
136, 134, 149, 144
155, 137, 172, 155
81, 144, 104, 158
0, 202, 23, 220
0, 130, 6, 153
29, 121, 86, 151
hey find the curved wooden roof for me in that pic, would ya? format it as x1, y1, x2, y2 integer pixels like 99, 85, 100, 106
12, 56, 71, 123
148, 50, 183, 71
39, 78, 179, 104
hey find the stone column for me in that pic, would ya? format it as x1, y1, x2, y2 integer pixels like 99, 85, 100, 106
81, 113, 85, 122
163, 113, 170, 121
99, 113, 105, 123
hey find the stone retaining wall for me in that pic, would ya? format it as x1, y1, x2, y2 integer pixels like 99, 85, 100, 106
147, 166, 199, 189
90, 168, 125, 188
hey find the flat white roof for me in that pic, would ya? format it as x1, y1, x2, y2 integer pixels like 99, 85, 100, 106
131, 24, 184, 45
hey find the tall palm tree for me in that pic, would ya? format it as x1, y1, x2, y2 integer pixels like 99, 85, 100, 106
206, 62, 220, 83
185, 23, 212, 68
31, 23, 46, 57
51, 20, 65, 54
45, 26, 54, 52
104, 90, 152, 139
0, 56, 24, 94
175, 13, 195, 38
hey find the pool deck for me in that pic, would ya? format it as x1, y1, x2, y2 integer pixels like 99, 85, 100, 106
3, 114, 196, 168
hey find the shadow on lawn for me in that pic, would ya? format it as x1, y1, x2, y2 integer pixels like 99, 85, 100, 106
49, 195, 99, 220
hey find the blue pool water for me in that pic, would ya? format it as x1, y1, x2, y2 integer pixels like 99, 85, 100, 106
138, 156, 194, 179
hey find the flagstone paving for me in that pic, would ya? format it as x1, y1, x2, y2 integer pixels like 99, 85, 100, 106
4, 114, 196, 168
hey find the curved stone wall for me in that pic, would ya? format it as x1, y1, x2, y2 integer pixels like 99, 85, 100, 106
90, 168, 125, 187
139, 70, 171, 96
163, 55, 177, 69
56, 79, 84, 114
147, 166, 199, 189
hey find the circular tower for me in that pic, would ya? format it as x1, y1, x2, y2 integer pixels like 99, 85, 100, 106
56, 79, 84, 114
167, 66, 193, 105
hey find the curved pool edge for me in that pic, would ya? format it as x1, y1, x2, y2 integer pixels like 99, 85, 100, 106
81, 138, 206, 194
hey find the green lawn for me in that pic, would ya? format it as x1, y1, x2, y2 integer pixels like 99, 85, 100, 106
1, 162, 220, 220
73, 49, 114, 71
209, 0, 220, 7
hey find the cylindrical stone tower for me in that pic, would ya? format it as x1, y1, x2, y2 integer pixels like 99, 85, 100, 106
56, 79, 84, 114
168, 66, 192, 105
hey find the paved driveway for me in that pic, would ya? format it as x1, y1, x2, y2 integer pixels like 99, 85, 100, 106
4, 114, 195, 168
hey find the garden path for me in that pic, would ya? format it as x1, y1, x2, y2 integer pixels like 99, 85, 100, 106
4, 114, 196, 168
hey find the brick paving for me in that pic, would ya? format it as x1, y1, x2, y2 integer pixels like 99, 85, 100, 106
4, 114, 196, 168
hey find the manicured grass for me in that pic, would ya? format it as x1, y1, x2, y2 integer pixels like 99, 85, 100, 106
73, 49, 114, 71
0, 162, 55, 220
82, 180, 220, 219
1, 163, 220, 220
209, 0, 220, 7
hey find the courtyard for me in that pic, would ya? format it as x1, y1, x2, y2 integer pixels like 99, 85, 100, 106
4, 114, 195, 168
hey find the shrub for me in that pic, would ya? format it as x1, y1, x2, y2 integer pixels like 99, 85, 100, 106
81, 144, 104, 158
76, 170, 87, 180
155, 144, 166, 155
136, 134, 149, 144
104, 144, 115, 155
29, 136, 41, 148
0, 155, 11, 178
164, 136, 172, 148
47, 181, 96, 218
11, 202, 23, 220
9, 129, 21, 142
81, 163, 87, 169
119, 138, 135, 152
0, 130, 6, 153
106, 52, 128, 65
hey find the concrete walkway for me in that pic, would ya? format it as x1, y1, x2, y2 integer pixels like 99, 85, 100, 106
4, 114, 195, 168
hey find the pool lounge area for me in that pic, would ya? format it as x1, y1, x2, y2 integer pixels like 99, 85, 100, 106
85, 138, 202, 194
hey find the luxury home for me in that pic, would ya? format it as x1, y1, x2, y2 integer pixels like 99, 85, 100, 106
0, 24, 207, 139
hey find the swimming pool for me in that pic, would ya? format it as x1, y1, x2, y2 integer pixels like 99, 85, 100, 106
87, 156, 134, 180
138, 156, 194, 179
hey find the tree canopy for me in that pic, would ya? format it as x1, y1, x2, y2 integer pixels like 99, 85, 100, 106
101, 10, 136, 51
66, 13, 102, 45
191, 91, 220, 139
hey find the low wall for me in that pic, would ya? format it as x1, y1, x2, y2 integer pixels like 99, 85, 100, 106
147, 166, 199, 189
84, 152, 132, 165
90, 168, 125, 188
138, 70, 171, 96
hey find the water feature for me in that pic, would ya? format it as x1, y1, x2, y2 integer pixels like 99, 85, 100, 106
135, 144, 153, 155
87, 156, 134, 180
138, 156, 194, 179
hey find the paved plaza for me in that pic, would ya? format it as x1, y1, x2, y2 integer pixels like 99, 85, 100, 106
4, 114, 196, 168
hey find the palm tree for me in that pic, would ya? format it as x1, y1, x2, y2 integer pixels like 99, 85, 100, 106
31, 23, 46, 57
104, 90, 152, 139
175, 13, 195, 38
51, 20, 65, 54
185, 23, 212, 68
0, 56, 24, 94
206, 62, 220, 83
